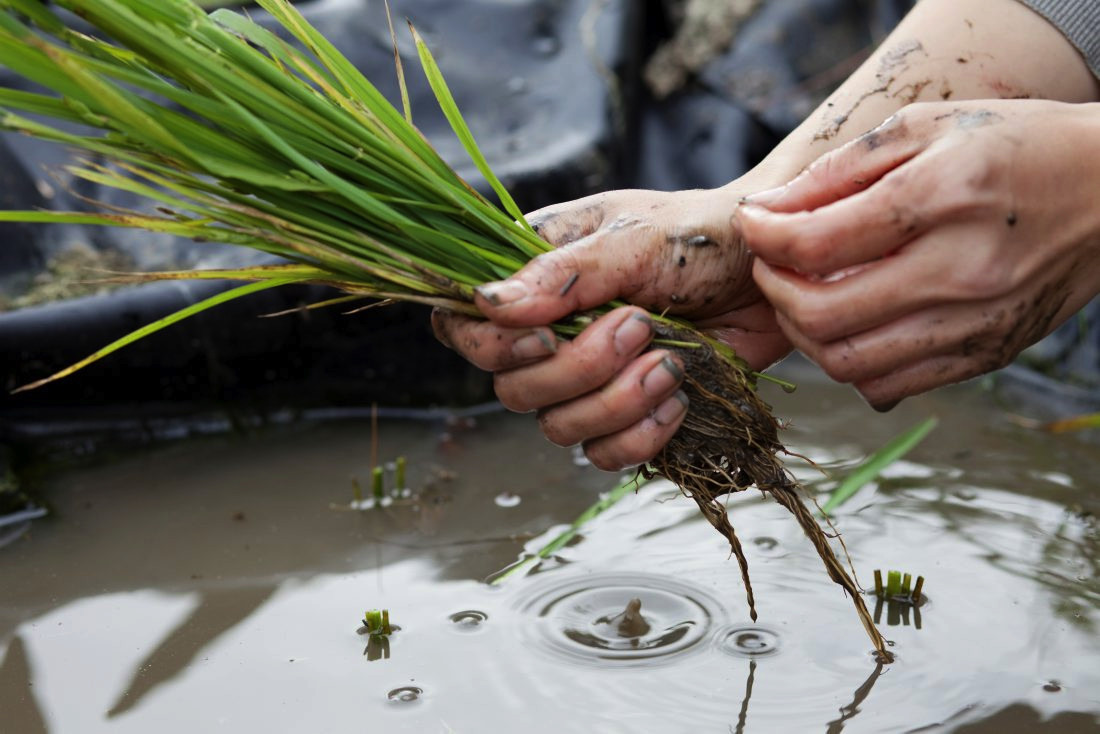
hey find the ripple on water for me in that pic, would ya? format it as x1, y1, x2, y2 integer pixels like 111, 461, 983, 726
517, 572, 729, 667
718, 626, 782, 658
449, 610, 489, 632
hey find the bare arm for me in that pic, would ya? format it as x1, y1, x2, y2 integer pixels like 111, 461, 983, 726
739, 0, 1099, 191
435, 0, 1100, 469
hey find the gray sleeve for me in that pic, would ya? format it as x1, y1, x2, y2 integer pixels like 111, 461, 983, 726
1017, 0, 1100, 78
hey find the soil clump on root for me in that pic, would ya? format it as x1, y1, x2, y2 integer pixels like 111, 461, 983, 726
644, 324, 891, 661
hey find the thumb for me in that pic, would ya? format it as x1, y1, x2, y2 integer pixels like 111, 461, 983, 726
474, 234, 634, 327
744, 113, 927, 213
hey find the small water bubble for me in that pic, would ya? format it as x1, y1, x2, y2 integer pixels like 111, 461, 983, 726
449, 610, 489, 631
387, 686, 423, 704
532, 33, 560, 56
753, 537, 778, 551
1042, 680, 1062, 693
719, 626, 781, 658
571, 446, 590, 467
506, 76, 528, 94
494, 492, 521, 508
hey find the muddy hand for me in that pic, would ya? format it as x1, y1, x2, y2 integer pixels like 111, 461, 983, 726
432, 187, 791, 470
739, 99, 1100, 410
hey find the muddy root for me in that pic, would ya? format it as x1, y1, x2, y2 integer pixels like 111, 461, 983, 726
645, 325, 891, 661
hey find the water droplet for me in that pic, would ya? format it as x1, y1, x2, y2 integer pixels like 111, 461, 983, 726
387, 686, 423, 704
494, 492, 521, 508
506, 76, 528, 95
449, 610, 488, 631
532, 33, 560, 57
753, 536, 778, 550
718, 626, 781, 658
518, 573, 720, 666
1043, 680, 1062, 692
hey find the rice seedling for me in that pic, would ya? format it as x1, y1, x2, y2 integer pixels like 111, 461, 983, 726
0, 0, 889, 658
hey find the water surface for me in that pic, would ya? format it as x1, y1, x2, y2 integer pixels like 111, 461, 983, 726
2, 367, 1098, 733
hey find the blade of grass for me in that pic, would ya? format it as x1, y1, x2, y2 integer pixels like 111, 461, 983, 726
383, 0, 412, 124
408, 22, 534, 234
819, 416, 939, 516
489, 476, 646, 585
12, 278, 299, 394
1042, 412, 1100, 433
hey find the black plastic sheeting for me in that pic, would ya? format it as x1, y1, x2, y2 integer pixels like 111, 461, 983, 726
2, 0, 1093, 435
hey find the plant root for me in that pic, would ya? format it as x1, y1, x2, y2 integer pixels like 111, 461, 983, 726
645, 325, 892, 662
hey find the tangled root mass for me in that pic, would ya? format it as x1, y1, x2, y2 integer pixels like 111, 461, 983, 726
643, 325, 891, 661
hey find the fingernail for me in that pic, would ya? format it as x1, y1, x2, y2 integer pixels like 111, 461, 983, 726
613, 313, 653, 356
653, 390, 689, 426
642, 356, 683, 397
743, 185, 787, 206
512, 330, 557, 360
476, 280, 527, 307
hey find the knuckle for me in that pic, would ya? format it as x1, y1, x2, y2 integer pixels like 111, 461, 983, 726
493, 375, 534, 414
786, 299, 833, 341
583, 444, 625, 472
946, 254, 1013, 299
789, 233, 834, 273
537, 410, 577, 447
816, 346, 858, 383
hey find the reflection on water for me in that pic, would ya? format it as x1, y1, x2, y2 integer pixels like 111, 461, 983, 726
1, 371, 1099, 732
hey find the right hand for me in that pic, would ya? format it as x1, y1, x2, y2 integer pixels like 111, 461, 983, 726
431, 187, 791, 470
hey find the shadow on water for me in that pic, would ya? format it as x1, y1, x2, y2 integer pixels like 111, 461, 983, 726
105, 585, 277, 718
0, 635, 48, 734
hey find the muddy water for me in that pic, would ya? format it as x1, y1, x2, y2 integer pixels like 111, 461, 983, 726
1, 365, 1098, 733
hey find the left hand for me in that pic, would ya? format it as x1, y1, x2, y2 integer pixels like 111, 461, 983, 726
738, 99, 1100, 410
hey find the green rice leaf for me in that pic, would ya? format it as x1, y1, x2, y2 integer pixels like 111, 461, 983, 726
819, 416, 939, 515
409, 23, 534, 234
384, 0, 413, 124
12, 278, 298, 394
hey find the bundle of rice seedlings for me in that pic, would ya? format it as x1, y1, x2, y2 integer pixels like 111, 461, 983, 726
0, 0, 889, 659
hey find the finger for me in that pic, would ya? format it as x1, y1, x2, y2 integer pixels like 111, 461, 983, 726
473, 230, 646, 328
774, 301, 988, 384
853, 353, 986, 410
752, 228, 969, 343
493, 307, 654, 412
537, 350, 684, 447
581, 391, 690, 471
695, 298, 792, 370
431, 308, 558, 371
738, 195, 930, 276
743, 112, 927, 213
526, 193, 608, 247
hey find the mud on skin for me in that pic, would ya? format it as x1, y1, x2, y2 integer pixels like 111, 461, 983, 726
814, 39, 928, 141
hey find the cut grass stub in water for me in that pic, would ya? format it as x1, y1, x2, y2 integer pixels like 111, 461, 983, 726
0, 0, 889, 660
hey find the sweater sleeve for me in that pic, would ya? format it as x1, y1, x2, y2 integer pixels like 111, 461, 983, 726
1017, 0, 1100, 78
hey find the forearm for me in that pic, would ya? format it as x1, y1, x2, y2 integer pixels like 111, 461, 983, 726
735, 0, 1100, 191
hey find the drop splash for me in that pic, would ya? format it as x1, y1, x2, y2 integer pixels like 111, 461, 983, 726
517, 573, 730, 666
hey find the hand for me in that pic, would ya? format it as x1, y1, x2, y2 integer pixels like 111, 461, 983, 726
432, 187, 791, 470
739, 99, 1100, 410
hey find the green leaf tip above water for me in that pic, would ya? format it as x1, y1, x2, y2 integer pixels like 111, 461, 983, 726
819, 415, 939, 516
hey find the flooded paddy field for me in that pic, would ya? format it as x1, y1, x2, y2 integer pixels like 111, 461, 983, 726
2, 364, 1098, 733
